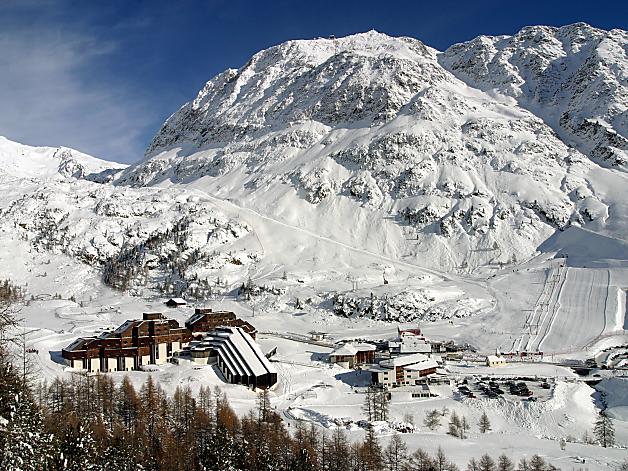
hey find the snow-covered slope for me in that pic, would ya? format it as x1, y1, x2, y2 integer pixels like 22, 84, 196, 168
117, 26, 628, 272
441, 23, 628, 169
0, 136, 127, 180
0, 136, 259, 298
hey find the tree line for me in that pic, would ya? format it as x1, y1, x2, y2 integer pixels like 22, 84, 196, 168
1, 361, 578, 471
1, 369, 569, 471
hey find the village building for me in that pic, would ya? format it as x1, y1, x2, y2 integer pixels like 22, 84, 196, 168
309, 331, 328, 342
328, 343, 376, 368
388, 384, 438, 401
486, 355, 507, 367
388, 327, 444, 355
367, 352, 439, 387
185, 308, 257, 339
62, 313, 192, 372
165, 297, 187, 307
181, 326, 277, 389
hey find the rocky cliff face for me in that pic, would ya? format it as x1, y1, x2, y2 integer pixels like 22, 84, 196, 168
441, 23, 628, 169
114, 26, 628, 271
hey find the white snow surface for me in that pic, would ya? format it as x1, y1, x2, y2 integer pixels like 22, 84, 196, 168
1, 24, 628, 469
0, 136, 126, 180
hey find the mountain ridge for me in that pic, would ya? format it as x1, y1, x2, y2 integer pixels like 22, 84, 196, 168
114, 23, 628, 272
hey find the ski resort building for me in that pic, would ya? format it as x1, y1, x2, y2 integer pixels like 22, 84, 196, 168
61, 313, 192, 372
486, 355, 507, 367
181, 326, 277, 389
328, 343, 376, 368
185, 308, 257, 339
367, 353, 439, 387
165, 297, 187, 307
387, 327, 447, 355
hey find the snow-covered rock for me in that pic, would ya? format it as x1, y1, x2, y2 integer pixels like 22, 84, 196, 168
116, 27, 628, 271
441, 23, 628, 169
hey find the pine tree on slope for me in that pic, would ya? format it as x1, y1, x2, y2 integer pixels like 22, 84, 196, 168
479, 411, 491, 433
593, 413, 615, 448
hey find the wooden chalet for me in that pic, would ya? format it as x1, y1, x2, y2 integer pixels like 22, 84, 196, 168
328, 343, 376, 368
62, 313, 192, 372
165, 297, 187, 307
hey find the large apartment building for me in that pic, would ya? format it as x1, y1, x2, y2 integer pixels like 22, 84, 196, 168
62, 313, 192, 372
185, 308, 257, 339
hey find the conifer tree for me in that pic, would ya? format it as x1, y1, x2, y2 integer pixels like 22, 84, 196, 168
197, 423, 239, 471
408, 447, 435, 471
383, 433, 408, 471
478, 454, 496, 471
479, 411, 491, 433
461, 415, 470, 439
363, 387, 375, 421
448, 411, 462, 438
467, 458, 480, 471
256, 389, 271, 424
54, 422, 99, 471
593, 413, 615, 448
361, 425, 383, 471
0, 361, 53, 470
424, 409, 441, 431
518, 457, 529, 471
329, 427, 351, 471
496, 454, 514, 471
528, 455, 546, 471
434, 446, 456, 471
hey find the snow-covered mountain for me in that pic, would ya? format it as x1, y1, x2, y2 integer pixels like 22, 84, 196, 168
441, 23, 628, 169
0, 137, 258, 298
117, 25, 628, 272
0, 136, 127, 181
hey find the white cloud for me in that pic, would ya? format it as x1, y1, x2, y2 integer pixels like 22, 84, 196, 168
0, 24, 152, 163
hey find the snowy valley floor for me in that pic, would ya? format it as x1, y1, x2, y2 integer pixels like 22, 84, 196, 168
1, 226, 628, 470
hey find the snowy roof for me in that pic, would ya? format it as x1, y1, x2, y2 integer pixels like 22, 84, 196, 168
187, 312, 205, 325
113, 320, 134, 334
166, 297, 187, 304
404, 358, 439, 371
330, 344, 357, 356
355, 343, 376, 351
390, 384, 431, 392
203, 326, 276, 378
64, 337, 93, 352
380, 353, 430, 368
487, 355, 505, 362
330, 342, 375, 356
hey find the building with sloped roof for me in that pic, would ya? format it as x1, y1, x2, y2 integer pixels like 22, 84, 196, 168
61, 313, 191, 372
486, 355, 507, 367
328, 343, 376, 368
165, 297, 187, 307
183, 326, 277, 389
185, 308, 257, 339
367, 353, 439, 387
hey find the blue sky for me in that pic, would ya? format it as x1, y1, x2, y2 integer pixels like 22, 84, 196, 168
1, 0, 626, 164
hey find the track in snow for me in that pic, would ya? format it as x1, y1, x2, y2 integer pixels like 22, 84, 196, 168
191, 188, 467, 284
529, 264, 568, 352
535, 269, 615, 352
